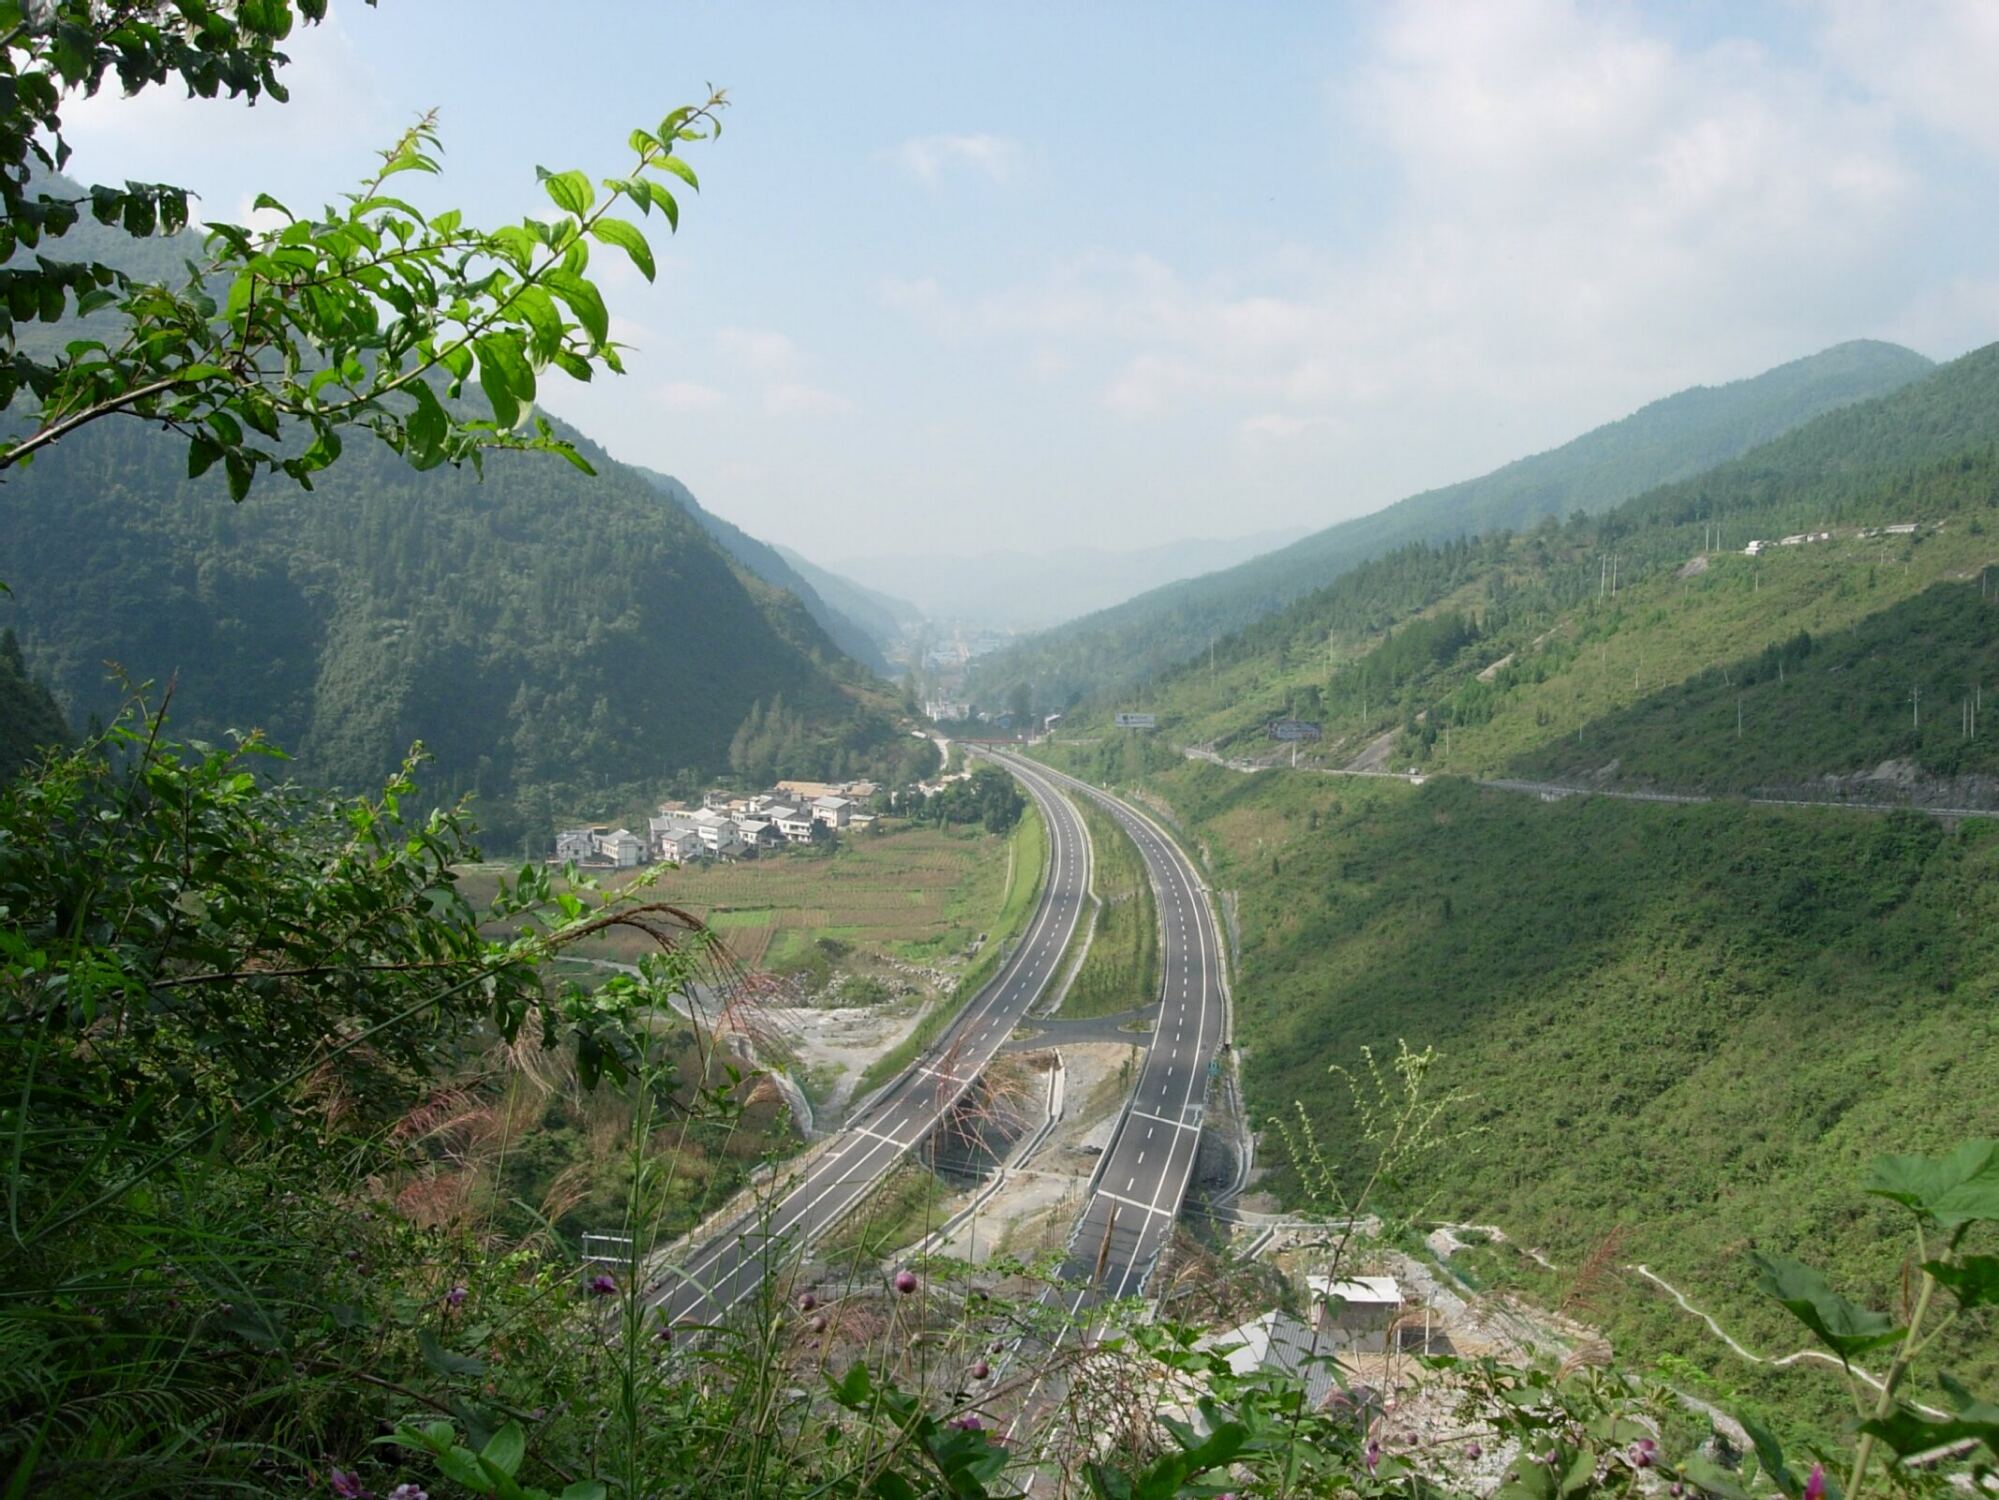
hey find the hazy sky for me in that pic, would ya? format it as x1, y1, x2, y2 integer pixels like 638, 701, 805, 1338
60, 1, 1999, 558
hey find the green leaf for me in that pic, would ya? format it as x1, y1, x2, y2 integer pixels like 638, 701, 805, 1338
480, 1420, 527, 1480
560, 1485, 609, 1500
1751, 1253, 1902, 1361
656, 154, 699, 192
1681, 1455, 1754, 1500
223, 449, 253, 503
1923, 1254, 1999, 1309
475, 333, 534, 427
1857, 1407, 1999, 1458
1739, 1415, 1804, 1500
1868, 1141, 1999, 1231
187, 436, 222, 479
417, 1328, 487, 1378
407, 380, 449, 463
588, 218, 654, 282
542, 269, 608, 347
436, 1445, 490, 1491
511, 284, 565, 361
540, 168, 594, 218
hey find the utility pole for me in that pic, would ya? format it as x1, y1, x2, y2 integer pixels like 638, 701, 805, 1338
1737, 695, 1743, 740
1912, 682, 1921, 730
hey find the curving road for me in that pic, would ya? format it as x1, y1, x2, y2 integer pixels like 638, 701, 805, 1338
990, 749, 1231, 1312
652, 750, 1091, 1323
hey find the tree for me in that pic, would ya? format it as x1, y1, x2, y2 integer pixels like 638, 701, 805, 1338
1006, 680, 1031, 727
0, 1, 723, 497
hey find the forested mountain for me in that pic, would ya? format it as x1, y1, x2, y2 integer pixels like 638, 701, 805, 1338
967, 340, 1934, 707
1056, 341, 1999, 800
634, 468, 894, 674
773, 543, 922, 660
0, 416, 930, 849
0, 628, 70, 778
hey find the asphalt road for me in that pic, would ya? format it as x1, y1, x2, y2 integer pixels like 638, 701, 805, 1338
990, 750, 1230, 1312
650, 750, 1091, 1323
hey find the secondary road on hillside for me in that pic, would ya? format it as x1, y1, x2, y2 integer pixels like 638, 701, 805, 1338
990, 750, 1231, 1311
1186, 744, 1999, 821
651, 751, 1090, 1323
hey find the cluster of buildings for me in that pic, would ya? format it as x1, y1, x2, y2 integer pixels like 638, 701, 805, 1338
1742, 522, 1918, 557
553, 778, 881, 869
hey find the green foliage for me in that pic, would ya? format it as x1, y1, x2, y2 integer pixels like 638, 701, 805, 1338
1061, 797, 1159, 1020
1133, 762, 1999, 1436
0, 411, 925, 847
641, 467, 894, 675
0, 624, 69, 777
0, 2, 725, 489
922, 765, 1027, 835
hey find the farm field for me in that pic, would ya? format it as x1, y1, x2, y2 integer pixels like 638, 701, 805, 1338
456, 820, 1017, 974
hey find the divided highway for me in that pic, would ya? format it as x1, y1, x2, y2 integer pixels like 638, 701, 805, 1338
991, 749, 1231, 1310
652, 750, 1090, 1323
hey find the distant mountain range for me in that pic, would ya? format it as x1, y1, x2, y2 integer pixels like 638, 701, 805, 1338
830, 529, 1309, 634
965, 340, 1936, 707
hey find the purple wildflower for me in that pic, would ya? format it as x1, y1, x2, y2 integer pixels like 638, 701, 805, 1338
388, 1487, 429, 1500
1629, 1438, 1657, 1470
1365, 1440, 1382, 1473
1805, 1466, 1826, 1500
893, 1269, 919, 1295
797, 1290, 818, 1312
444, 1285, 467, 1308
971, 1359, 991, 1380
810, 1314, 829, 1334
587, 1273, 619, 1297
329, 1471, 372, 1499
1466, 1442, 1482, 1460
656, 1322, 674, 1343
949, 1414, 984, 1432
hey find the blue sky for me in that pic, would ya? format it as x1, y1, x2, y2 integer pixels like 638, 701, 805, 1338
60, 1, 1999, 560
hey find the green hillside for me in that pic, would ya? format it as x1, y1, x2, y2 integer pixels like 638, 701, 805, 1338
1055, 343, 1999, 802
968, 340, 1933, 708
0, 417, 930, 850
0, 627, 70, 779
774, 542, 922, 660
1066, 759, 1999, 1438
635, 467, 894, 675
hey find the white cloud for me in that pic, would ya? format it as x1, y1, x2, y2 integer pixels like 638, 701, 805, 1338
881, 0, 1953, 515
766, 381, 856, 418
718, 326, 802, 379
653, 381, 727, 412
890, 133, 1022, 185
716, 328, 854, 418
1815, 0, 1999, 160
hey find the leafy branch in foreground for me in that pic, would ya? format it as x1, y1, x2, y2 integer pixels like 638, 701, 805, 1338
0, 0, 724, 495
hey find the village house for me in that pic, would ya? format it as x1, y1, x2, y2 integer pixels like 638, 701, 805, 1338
775, 778, 839, 803
773, 806, 816, 844
651, 824, 702, 863
736, 817, 783, 851
553, 825, 605, 864
812, 794, 853, 830
598, 828, 644, 868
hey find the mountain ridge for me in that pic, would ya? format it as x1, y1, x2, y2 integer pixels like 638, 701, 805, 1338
966, 339, 1935, 706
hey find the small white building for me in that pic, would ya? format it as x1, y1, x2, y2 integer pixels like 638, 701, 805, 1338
736, 817, 783, 851
598, 828, 644, 868
812, 794, 854, 830
661, 827, 704, 861
849, 811, 877, 832
774, 809, 816, 844
554, 826, 603, 863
